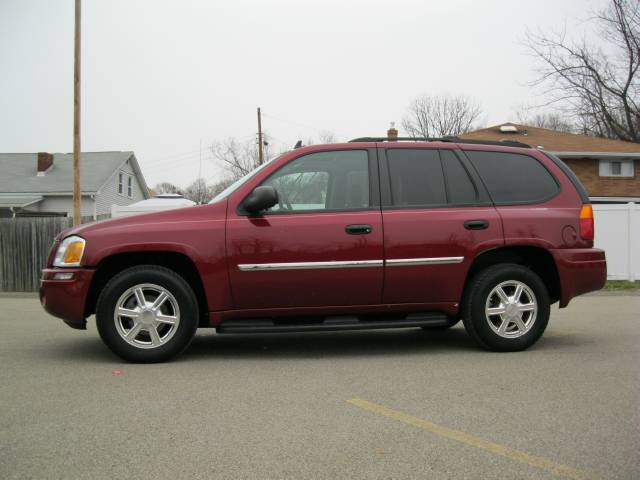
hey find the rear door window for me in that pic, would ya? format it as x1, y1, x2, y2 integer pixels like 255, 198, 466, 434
386, 149, 446, 206
465, 151, 559, 204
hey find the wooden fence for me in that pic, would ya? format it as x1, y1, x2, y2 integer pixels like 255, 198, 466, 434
0, 216, 102, 292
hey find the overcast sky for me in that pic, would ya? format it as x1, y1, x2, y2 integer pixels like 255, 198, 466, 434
1, 0, 606, 188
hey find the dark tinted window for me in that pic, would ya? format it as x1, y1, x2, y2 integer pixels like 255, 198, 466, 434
441, 150, 477, 204
261, 150, 369, 212
466, 151, 559, 203
543, 152, 589, 202
387, 149, 446, 206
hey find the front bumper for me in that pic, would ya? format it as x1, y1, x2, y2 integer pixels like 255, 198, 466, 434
551, 248, 607, 307
40, 268, 95, 329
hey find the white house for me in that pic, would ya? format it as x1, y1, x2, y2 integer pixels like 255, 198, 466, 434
0, 151, 150, 219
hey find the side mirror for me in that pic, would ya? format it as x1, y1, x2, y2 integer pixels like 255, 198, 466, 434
242, 186, 279, 214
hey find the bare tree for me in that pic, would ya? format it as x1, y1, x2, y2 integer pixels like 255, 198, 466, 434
318, 131, 338, 144
210, 134, 273, 180
302, 131, 339, 145
183, 178, 215, 204
402, 94, 482, 138
154, 182, 182, 195
210, 178, 234, 197
515, 108, 576, 133
525, 0, 640, 142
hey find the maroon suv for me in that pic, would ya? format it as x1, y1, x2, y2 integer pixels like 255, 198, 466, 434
40, 138, 606, 362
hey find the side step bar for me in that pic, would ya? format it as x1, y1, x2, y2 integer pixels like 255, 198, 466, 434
216, 312, 449, 334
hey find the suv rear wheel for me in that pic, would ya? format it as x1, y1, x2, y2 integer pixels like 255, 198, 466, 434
96, 265, 199, 363
462, 264, 550, 351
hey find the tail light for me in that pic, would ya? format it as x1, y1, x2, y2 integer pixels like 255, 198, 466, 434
579, 204, 594, 240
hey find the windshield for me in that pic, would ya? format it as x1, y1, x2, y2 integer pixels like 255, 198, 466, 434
209, 156, 283, 204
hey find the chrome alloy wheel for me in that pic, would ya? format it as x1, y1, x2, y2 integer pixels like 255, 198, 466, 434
114, 284, 181, 349
484, 280, 537, 339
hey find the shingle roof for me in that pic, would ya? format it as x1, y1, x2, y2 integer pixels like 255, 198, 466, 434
0, 195, 43, 208
461, 123, 640, 153
0, 152, 141, 194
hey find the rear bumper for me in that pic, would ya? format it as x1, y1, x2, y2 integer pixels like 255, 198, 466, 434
39, 268, 95, 329
551, 248, 607, 307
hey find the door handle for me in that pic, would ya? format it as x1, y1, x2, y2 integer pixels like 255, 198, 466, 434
345, 224, 372, 235
464, 219, 489, 230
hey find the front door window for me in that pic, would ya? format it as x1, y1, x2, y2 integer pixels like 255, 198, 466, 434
261, 150, 370, 212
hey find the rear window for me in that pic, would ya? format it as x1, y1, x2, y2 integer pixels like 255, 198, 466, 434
465, 151, 559, 204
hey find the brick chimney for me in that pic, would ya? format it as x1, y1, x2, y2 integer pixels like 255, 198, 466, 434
387, 122, 398, 141
37, 152, 53, 175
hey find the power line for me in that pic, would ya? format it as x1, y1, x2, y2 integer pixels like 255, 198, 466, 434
261, 112, 346, 137
143, 151, 203, 171
146, 148, 200, 162
144, 160, 207, 175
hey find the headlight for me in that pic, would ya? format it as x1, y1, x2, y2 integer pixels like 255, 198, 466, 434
53, 236, 86, 267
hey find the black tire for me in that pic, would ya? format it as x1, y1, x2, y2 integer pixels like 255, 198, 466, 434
421, 317, 461, 330
96, 265, 199, 363
461, 263, 550, 352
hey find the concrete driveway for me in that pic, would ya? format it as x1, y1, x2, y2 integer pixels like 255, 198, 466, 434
1, 294, 638, 479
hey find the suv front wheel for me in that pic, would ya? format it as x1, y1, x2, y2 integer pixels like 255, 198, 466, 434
96, 265, 199, 363
462, 264, 550, 352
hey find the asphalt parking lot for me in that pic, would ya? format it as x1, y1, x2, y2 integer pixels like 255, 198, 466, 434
0, 293, 638, 480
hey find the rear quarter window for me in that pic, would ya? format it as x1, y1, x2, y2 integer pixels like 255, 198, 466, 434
464, 150, 559, 204
440, 150, 477, 204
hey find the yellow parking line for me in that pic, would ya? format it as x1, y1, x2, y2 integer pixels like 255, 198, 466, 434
347, 398, 593, 480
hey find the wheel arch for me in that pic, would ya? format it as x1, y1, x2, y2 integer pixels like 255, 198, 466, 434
465, 246, 561, 304
85, 251, 210, 327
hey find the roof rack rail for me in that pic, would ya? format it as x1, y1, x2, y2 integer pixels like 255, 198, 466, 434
348, 136, 531, 149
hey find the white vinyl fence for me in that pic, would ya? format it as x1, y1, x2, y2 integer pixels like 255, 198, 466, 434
593, 203, 640, 281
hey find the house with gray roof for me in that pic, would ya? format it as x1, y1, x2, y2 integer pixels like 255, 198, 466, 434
0, 151, 150, 218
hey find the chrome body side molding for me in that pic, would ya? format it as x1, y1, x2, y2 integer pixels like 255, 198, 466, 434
238, 257, 464, 271
385, 257, 464, 267
238, 260, 384, 271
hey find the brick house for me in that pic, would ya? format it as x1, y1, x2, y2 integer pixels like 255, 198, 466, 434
461, 123, 640, 202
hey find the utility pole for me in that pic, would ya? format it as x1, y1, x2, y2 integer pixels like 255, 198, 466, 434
257, 107, 264, 165
198, 138, 203, 204
72, 0, 81, 226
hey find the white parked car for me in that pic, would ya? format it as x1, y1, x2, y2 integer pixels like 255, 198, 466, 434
111, 194, 196, 218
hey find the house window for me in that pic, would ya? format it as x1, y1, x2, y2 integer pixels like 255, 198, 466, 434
127, 176, 133, 198
599, 159, 634, 177
611, 161, 621, 175
118, 172, 124, 194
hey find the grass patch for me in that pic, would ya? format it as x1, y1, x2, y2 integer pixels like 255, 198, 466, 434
603, 280, 640, 291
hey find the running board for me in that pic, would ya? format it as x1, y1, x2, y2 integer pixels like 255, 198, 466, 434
216, 312, 449, 334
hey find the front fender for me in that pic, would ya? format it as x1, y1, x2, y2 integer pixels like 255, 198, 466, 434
81, 213, 231, 313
